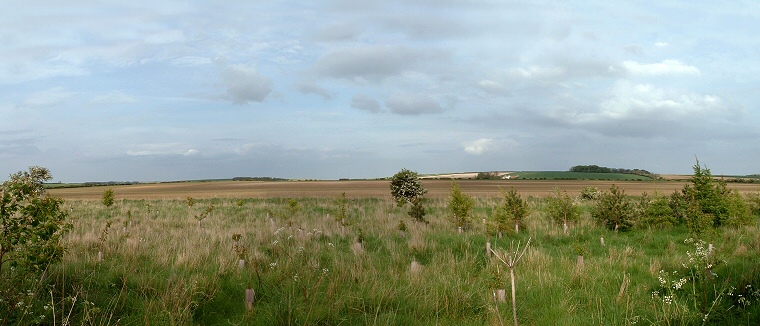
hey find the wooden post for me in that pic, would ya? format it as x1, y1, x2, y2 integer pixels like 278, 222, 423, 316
486, 241, 492, 257
600, 236, 605, 247
457, 226, 463, 234
238, 259, 246, 269
245, 288, 255, 311
98, 251, 104, 262
577, 255, 585, 271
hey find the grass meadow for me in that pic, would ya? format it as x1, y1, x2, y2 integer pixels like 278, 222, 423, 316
10, 190, 760, 325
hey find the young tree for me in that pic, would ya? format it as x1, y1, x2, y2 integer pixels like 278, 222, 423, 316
447, 181, 474, 229
102, 188, 115, 208
545, 188, 580, 234
494, 188, 530, 234
390, 168, 429, 223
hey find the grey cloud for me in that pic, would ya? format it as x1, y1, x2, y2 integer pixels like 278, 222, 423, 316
219, 64, 272, 104
351, 94, 382, 113
314, 22, 360, 42
313, 45, 424, 80
385, 93, 444, 115
297, 80, 332, 100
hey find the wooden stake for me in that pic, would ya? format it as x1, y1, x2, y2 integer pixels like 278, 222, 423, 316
238, 259, 246, 269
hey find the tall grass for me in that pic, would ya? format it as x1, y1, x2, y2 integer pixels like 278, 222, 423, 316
10, 196, 759, 325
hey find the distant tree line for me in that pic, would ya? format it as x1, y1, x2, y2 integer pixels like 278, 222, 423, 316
232, 176, 287, 181
569, 165, 659, 179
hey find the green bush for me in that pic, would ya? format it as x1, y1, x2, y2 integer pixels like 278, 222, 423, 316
592, 184, 635, 231
0, 167, 71, 322
636, 193, 677, 229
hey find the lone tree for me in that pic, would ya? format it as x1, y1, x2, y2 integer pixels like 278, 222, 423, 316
102, 188, 115, 208
390, 168, 428, 223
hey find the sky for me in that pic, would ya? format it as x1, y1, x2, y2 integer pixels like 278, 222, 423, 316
2, 1, 760, 182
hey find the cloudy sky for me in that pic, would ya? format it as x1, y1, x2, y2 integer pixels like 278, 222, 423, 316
2, 1, 759, 182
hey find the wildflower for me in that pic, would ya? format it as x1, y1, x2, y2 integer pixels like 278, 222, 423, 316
293, 273, 299, 282
269, 262, 277, 269
663, 295, 673, 305
322, 268, 329, 274
272, 240, 279, 246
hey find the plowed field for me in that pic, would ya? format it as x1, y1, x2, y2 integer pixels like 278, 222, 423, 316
47, 179, 760, 200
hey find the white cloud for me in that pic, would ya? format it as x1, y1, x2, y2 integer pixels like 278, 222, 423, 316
464, 138, 494, 155
598, 81, 727, 121
183, 149, 199, 156
623, 59, 700, 76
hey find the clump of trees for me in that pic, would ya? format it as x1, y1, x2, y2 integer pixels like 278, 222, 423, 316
570, 165, 659, 179
588, 160, 755, 234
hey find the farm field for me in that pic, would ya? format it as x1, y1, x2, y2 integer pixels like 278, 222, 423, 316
46, 178, 760, 200
5, 176, 760, 325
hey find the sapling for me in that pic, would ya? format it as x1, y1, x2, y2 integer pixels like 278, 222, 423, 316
491, 237, 532, 326
398, 219, 407, 237
193, 204, 214, 231
447, 181, 474, 232
97, 221, 112, 261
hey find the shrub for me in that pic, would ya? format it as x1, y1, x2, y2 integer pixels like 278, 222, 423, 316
580, 186, 601, 200
636, 193, 677, 229
0, 167, 71, 321
679, 160, 753, 235
592, 184, 635, 231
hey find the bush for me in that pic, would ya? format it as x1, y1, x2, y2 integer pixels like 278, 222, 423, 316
0, 167, 70, 321
580, 186, 601, 200
592, 184, 635, 231
679, 160, 753, 235
636, 193, 677, 229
